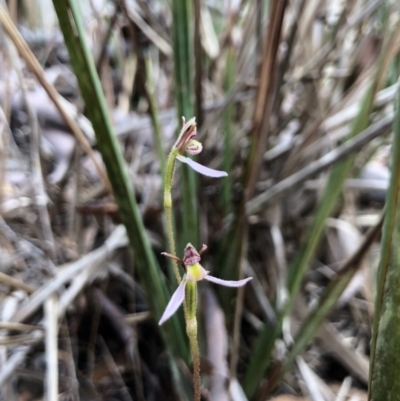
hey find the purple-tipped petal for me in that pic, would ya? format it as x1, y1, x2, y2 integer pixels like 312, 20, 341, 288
203, 275, 252, 287
176, 155, 228, 178
159, 278, 187, 325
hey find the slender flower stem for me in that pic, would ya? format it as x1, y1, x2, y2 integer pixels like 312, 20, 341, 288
163, 118, 197, 284
164, 147, 181, 283
188, 330, 200, 401
164, 147, 193, 394
186, 281, 200, 401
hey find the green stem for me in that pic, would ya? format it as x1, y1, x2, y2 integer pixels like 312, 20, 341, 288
369, 79, 400, 401
163, 118, 197, 283
188, 330, 200, 401
186, 281, 200, 401
221, 46, 234, 216
164, 147, 181, 283
145, 57, 166, 173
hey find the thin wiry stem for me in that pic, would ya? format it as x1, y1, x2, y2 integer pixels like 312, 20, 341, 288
186, 281, 200, 401
163, 117, 198, 283
164, 147, 182, 284
188, 330, 200, 401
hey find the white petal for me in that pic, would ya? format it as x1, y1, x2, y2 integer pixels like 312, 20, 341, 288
203, 275, 253, 287
176, 155, 228, 177
159, 278, 187, 325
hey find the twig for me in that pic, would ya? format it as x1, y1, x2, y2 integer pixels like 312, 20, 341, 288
246, 0, 288, 197
123, 312, 150, 324
45, 295, 58, 401
0, 272, 35, 294
0, 322, 41, 332
0, 333, 43, 345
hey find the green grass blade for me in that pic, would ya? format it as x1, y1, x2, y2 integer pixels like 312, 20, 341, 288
145, 57, 166, 175
171, 0, 199, 248
51, 0, 190, 394
221, 47, 235, 216
369, 79, 400, 400
145, 56, 178, 284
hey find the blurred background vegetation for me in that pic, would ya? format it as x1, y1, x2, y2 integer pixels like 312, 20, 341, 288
0, 0, 400, 400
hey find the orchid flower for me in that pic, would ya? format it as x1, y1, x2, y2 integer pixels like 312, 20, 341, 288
172, 117, 227, 178
159, 243, 252, 325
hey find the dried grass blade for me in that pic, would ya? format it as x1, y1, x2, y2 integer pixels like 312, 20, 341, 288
246, 0, 288, 197
45, 295, 58, 401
